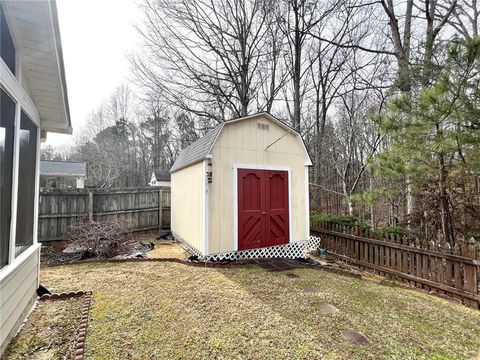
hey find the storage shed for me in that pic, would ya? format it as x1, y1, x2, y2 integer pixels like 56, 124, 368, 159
40, 160, 87, 188
170, 113, 315, 260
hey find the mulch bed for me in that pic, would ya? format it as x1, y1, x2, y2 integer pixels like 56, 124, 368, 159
40, 240, 83, 266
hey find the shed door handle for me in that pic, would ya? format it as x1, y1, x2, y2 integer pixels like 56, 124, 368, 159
262, 212, 266, 215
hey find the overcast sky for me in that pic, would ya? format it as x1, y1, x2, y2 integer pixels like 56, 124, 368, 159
46, 0, 143, 147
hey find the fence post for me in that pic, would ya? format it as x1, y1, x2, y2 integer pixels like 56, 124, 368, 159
158, 187, 164, 230
464, 240, 479, 309
88, 190, 94, 222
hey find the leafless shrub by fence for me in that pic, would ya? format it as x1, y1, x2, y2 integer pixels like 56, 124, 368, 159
65, 217, 135, 259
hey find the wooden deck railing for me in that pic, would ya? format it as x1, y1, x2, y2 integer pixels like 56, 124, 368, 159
311, 222, 480, 309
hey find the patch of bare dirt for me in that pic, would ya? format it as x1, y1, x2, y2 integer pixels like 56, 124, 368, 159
2, 297, 83, 360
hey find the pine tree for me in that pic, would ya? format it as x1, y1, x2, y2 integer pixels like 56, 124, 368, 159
371, 38, 480, 245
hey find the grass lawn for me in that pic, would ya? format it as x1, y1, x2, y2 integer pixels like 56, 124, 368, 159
31, 260, 480, 360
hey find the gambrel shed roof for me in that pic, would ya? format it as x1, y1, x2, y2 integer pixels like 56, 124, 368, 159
170, 113, 312, 173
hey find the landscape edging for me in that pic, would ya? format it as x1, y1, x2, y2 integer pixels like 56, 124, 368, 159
40, 290, 93, 360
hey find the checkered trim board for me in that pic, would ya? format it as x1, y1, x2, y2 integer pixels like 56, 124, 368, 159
204, 236, 322, 261
174, 233, 322, 261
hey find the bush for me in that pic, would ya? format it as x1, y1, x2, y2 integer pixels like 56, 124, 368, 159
374, 226, 409, 237
310, 211, 408, 237
465, 232, 480, 242
65, 218, 134, 259
310, 212, 369, 230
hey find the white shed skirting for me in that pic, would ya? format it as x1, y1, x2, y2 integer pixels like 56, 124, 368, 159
200, 236, 321, 262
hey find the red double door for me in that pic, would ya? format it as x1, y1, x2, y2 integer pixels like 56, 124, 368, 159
237, 169, 289, 250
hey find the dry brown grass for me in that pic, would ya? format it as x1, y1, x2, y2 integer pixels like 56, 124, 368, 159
2, 297, 83, 360
147, 240, 190, 259
36, 261, 480, 360
130, 231, 190, 259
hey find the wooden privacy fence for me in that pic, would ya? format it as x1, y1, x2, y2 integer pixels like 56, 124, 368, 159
38, 187, 171, 242
311, 222, 480, 309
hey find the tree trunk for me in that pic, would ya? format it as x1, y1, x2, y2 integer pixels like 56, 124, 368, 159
369, 176, 375, 228
437, 124, 454, 246
342, 180, 353, 215
292, 0, 301, 129
313, 84, 321, 206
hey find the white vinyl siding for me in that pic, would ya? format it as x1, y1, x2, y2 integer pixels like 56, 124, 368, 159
0, 245, 39, 354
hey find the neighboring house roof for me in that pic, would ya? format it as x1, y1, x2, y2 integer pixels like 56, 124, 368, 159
40, 160, 86, 177
153, 169, 171, 182
2, 0, 71, 134
170, 125, 223, 173
170, 112, 312, 173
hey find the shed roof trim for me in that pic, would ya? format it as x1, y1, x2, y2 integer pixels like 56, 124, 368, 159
170, 112, 312, 173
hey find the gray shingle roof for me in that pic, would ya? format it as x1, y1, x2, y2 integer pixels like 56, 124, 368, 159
40, 160, 86, 176
170, 125, 223, 173
153, 169, 171, 181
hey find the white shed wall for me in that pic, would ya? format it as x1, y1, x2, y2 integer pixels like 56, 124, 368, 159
171, 161, 205, 254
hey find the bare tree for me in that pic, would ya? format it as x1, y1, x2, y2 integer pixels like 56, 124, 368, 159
258, 1, 288, 113
307, 2, 373, 205
131, 0, 287, 122
444, 0, 479, 39
278, 0, 339, 128
321, 52, 387, 215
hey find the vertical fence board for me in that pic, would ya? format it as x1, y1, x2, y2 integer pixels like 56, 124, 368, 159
311, 222, 480, 309
38, 187, 171, 241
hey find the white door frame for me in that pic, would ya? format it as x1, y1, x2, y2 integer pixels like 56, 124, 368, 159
232, 164, 292, 252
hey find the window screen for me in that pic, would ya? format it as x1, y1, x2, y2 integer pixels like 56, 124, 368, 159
15, 111, 38, 256
0, 90, 16, 268
0, 4, 16, 75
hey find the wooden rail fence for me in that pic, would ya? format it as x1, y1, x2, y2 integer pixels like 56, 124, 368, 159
311, 222, 480, 309
38, 187, 171, 242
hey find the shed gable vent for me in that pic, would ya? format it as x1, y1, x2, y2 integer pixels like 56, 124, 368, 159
257, 123, 269, 131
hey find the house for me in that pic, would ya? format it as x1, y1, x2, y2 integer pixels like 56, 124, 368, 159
149, 168, 171, 187
40, 160, 87, 189
0, 1, 71, 355
170, 113, 314, 261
